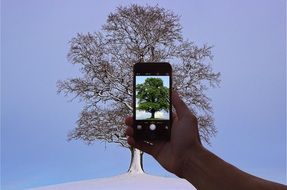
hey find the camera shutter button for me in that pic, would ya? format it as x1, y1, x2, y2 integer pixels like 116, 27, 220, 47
149, 124, 156, 131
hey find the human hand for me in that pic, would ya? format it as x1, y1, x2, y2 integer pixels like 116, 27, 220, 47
126, 90, 287, 190
125, 90, 202, 177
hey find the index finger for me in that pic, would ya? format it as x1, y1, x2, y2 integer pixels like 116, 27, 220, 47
125, 116, 133, 126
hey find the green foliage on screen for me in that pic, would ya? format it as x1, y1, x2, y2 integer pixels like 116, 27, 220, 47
136, 78, 169, 119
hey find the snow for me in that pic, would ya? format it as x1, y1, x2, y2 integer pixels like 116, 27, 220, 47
30, 173, 196, 190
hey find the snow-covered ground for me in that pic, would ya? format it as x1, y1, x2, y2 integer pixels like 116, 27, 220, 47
31, 173, 196, 190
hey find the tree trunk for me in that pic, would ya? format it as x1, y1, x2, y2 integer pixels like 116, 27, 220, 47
127, 147, 144, 174
151, 111, 155, 118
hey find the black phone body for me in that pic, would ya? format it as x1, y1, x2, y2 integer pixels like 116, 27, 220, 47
133, 62, 172, 141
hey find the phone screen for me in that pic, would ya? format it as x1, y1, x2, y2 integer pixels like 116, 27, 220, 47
135, 74, 170, 120
133, 62, 172, 141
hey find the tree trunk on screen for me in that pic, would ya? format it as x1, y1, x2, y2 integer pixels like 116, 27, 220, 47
127, 147, 144, 173
151, 111, 155, 119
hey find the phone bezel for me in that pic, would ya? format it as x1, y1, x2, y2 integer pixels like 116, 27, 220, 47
133, 62, 172, 141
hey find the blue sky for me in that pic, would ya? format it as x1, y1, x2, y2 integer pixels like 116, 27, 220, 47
1, 0, 286, 189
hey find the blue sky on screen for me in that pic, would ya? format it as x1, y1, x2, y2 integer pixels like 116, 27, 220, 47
1, 0, 286, 190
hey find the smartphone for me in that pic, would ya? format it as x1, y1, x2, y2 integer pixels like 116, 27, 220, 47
133, 62, 172, 141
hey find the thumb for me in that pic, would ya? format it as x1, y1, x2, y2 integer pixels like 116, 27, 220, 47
172, 90, 189, 118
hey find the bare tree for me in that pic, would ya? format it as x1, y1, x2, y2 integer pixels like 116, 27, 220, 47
57, 4, 220, 173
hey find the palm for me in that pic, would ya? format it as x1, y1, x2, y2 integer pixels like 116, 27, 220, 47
151, 112, 198, 174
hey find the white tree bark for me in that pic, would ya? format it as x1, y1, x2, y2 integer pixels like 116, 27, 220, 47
128, 148, 144, 174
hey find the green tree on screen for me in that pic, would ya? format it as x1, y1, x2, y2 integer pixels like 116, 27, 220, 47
136, 78, 169, 119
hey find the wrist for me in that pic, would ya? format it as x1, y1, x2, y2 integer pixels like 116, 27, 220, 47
178, 144, 215, 189
175, 143, 206, 179
178, 145, 255, 190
